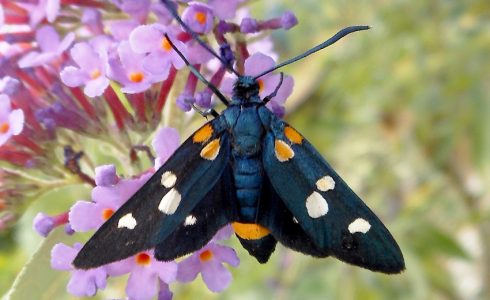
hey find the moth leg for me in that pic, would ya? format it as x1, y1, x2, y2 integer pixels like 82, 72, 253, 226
262, 72, 284, 104
191, 103, 219, 119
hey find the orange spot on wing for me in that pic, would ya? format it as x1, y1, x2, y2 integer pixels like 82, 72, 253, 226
232, 222, 270, 240
0, 122, 10, 134
284, 126, 303, 144
274, 139, 294, 162
136, 253, 151, 266
199, 249, 213, 262
195, 12, 207, 25
200, 138, 220, 160
193, 124, 214, 143
129, 72, 144, 83
101, 208, 114, 221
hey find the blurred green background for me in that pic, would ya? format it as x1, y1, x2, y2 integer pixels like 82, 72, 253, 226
2, 0, 490, 299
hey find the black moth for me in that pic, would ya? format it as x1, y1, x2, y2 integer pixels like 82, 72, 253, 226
74, 1, 405, 274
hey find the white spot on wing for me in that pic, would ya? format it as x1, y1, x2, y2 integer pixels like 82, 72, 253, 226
158, 188, 182, 215
118, 213, 137, 229
161, 171, 177, 188
293, 217, 299, 224
348, 218, 371, 234
184, 215, 197, 226
316, 175, 335, 192
305, 191, 329, 218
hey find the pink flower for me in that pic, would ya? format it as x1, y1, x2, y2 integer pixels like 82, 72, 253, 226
60, 42, 110, 97
51, 243, 108, 297
177, 242, 239, 292
129, 24, 187, 75
18, 25, 75, 68
108, 41, 163, 93
106, 250, 177, 300
69, 170, 152, 232
19, 0, 60, 26
152, 127, 180, 169
0, 94, 24, 146
182, 2, 214, 34
112, 0, 151, 23
208, 0, 243, 20
222, 53, 294, 117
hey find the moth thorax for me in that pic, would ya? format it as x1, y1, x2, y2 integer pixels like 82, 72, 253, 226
232, 76, 260, 103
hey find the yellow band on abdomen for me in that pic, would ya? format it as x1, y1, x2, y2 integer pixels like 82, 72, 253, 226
231, 222, 271, 240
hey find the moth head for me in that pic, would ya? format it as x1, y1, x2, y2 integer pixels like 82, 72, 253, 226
232, 76, 261, 104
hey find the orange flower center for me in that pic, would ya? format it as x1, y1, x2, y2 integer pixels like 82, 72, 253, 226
161, 37, 172, 51
199, 249, 213, 262
90, 69, 101, 79
257, 79, 264, 92
195, 12, 207, 25
0, 200, 6, 211
0, 122, 10, 134
101, 208, 114, 220
136, 253, 151, 266
129, 72, 144, 83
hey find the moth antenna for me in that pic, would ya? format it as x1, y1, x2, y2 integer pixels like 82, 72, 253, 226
161, 0, 240, 77
165, 34, 230, 106
254, 25, 370, 80
262, 72, 284, 105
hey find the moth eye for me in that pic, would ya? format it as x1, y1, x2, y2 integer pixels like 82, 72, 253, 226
342, 232, 359, 251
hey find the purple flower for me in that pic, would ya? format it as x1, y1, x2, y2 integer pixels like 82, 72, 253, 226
108, 19, 140, 40
112, 0, 151, 23
151, 2, 175, 25
182, 2, 214, 34
33, 212, 69, 237
248, 36, 278, 61
176, 92, 195, 112
0, 94, 24, 146
240, 17, 259, 33
0, 77, 20, 95
19, 0, 60, 26
177, 242, 239, 292
222, 53, 294, 117
33, 212, 55, 237
82, 8, 104, 35
106, 250, 177, 300
281, 11, 298, 30
18, 25, 75, 68
152, 127, 180, 169
129, 24, 187, 75
240, 11, 298, 34
0, 5, 4, 27
69, 171, 152, 232
94, 164, 119, 186
51, 243, 108, 297
195, 90, 212, 108
108, 41, 162, 93
186, 42, 214, 65
60, 42, 110, 97
174, 65, 202, 112
208, 0, 243, 20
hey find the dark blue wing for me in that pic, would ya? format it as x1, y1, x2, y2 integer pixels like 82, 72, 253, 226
154, 164, 238, 261
259, 106, 405, 273
74, 117, 231, 269
258, 176, 329, 258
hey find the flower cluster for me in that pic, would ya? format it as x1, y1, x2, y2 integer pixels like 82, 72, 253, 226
0, 0, 297, 298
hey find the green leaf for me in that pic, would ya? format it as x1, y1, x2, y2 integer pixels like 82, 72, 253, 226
412, 224, 470, 260
2, 229, 79, 300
